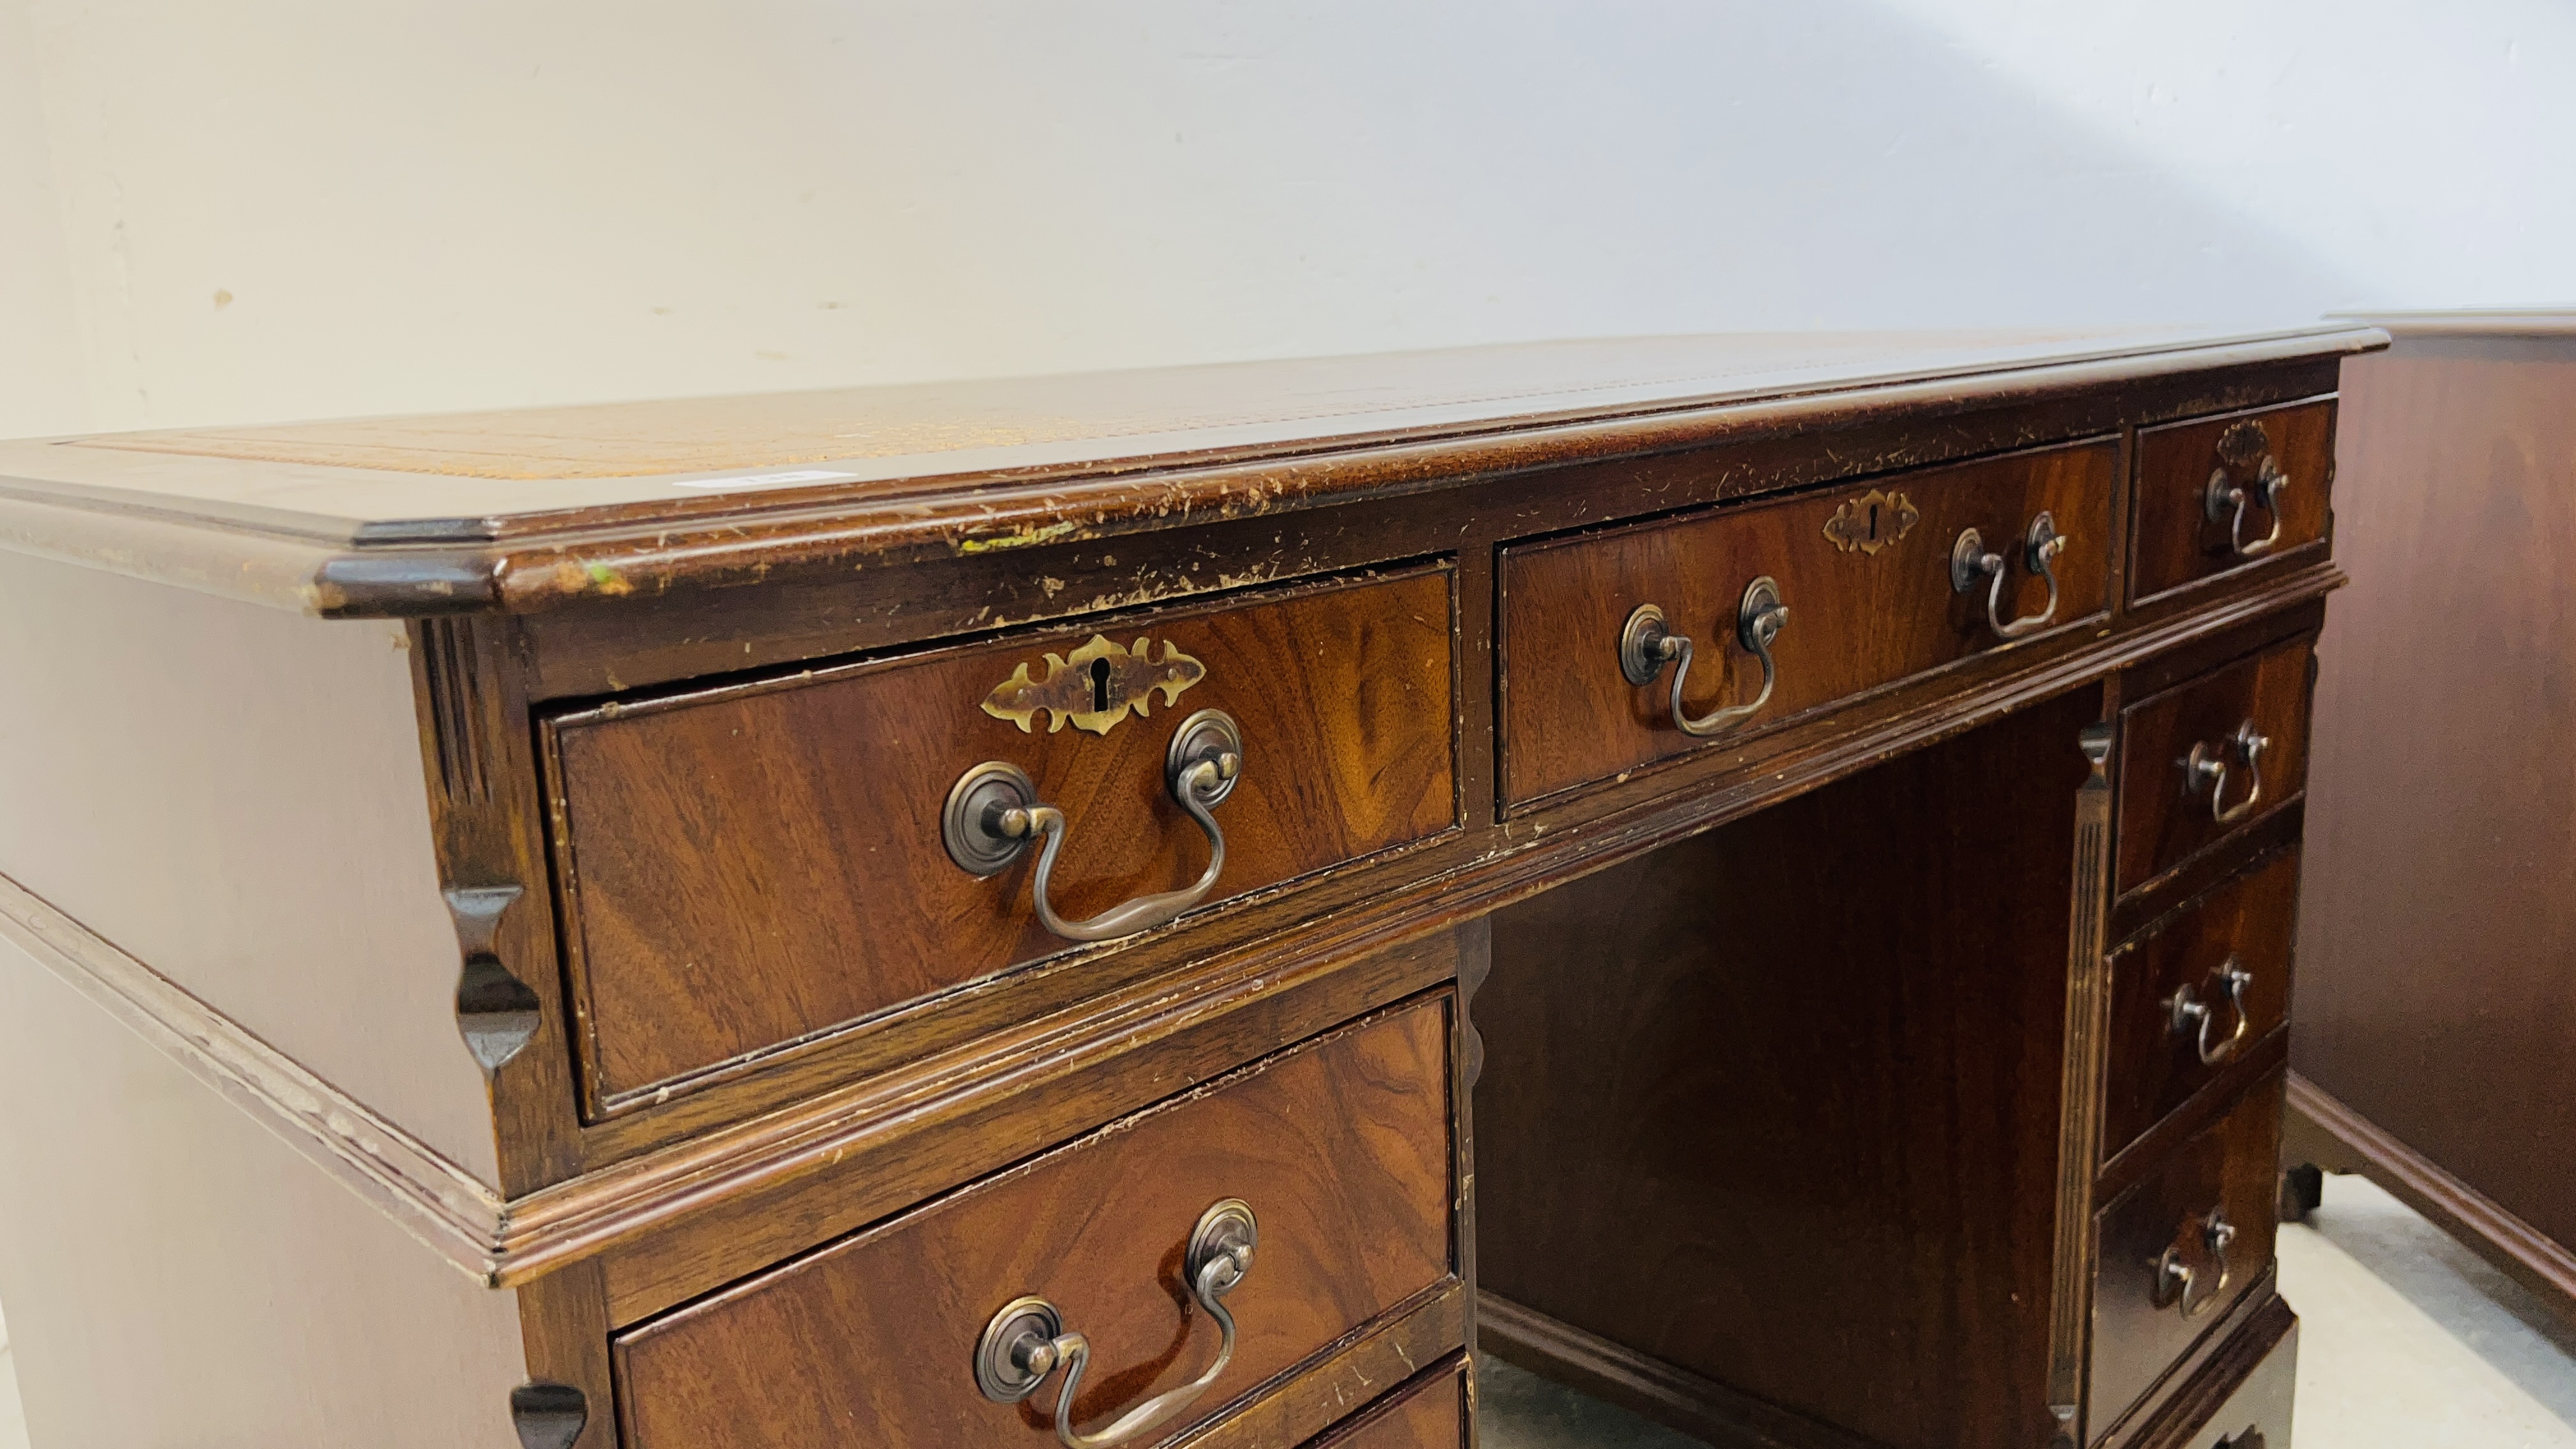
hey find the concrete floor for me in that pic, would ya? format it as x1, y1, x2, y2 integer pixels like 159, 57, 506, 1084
2279, 1176, 2576, 1446
0, 1175, 2567, 1446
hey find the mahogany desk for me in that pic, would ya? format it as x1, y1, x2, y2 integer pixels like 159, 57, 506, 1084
0, 326, 2380, 1449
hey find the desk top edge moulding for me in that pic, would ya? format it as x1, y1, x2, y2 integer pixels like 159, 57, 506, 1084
0, 323, 2380, 1449
0, 325, 2375, 616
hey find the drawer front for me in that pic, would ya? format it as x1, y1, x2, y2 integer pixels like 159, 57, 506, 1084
2089, 1069, 2285, 1430
1499, 441, 2115, 806
2178, 1319, 2297, 1449
2131, 401, 2335, 605
2115, 638, 2311, 893
546, 566, 1457, 1111
1308, 1360, 1468, 1449
615, 995, 1457, 1449
2103, 850, 2300, 1165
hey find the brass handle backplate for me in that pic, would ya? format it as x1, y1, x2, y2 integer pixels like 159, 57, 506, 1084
1619, 576, 1790, 738
1950, 512, 2066, 641
2166, 956, 2254, 1064
974, 1199, 1259, 1449
2152, 1207, 2237, 1319
944, 709, 1242, 943
2205, 455, 2290, 558
2184, 720, 2269, 825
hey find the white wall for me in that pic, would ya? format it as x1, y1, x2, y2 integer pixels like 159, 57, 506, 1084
0, 0, 85, 439
1, 0, 2572, 440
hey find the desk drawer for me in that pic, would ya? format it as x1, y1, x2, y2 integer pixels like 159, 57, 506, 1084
1498, 441, 2114, 806
2089, 1069, 2284, 1431
2115, 638, 2312, 894
2103, 850, 2300, 1167
613, 994, 1457, 1449
2131, 401, 2334, 606
545, 566, 1457, 1112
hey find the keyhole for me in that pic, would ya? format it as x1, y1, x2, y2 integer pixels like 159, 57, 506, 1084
1090, 657, 1112, 714
1867, 502, 1881, 540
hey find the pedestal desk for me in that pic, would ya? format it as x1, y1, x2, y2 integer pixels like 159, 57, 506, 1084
0, 325, 2380, 1449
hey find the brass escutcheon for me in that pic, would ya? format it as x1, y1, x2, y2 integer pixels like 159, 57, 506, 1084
1822, 488, 1920, 555
982, 634, 1207, 736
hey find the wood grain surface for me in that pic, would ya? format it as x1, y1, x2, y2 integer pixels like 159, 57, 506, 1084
0, 335, 2380, 1449
2103, 1296, 2294, 1449
1497, 440, 2114, 806
2114, 636, 2313, 894
2103, 850, 2301, 1169
514, 360, 2340, 705
2148, 1312, 2294, 1449
613, 995, 1455, 1449
1300, 1358, 1467, 1449
2129, 401, 2336, 606
546, 565, 1456, 1112
1475, 687, 2099, 1449
1174, 1291, 1468, 1449
1479, 1293, 1881, 1449
2089, 1070, 2285, 1434
2293, 335, 2576, 1289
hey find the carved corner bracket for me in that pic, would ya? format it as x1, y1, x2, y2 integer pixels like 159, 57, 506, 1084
448, 885, 539, 1073
510, 1381, 588, 1449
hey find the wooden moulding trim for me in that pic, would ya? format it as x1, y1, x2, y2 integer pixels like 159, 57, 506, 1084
1173, 1280, 1468, 1449
2104, 1291, 2294, 1449
0, 328, 2378, 620
2046, 723, 2117, 1432
0, 488, 455, 617
0, 871, 514, 1282
2286, 1071, 2576, 1314
468, 334, 2374, 615
466, 334, 2382, 617
1292, 1354, 1468, 1449
1477, 1292, 1875, 1449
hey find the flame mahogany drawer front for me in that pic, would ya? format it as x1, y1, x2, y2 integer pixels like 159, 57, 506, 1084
2114, 636, 2312, 894
2131, 400, 2336, 606
2089, 1069, 2285, 1436
2103, 849, 2301, 1169
542, 565, 1459, 1115
1497, 441, 2115, 807
613, 995, 1457, 1449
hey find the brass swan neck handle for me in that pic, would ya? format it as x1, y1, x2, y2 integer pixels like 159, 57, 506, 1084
944, 709, 1243, 943
1951, 512, 2066, 641
1619, 576, 1790, 738
974, 1200, 1259, 1449
2206, 454, 2290, 558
